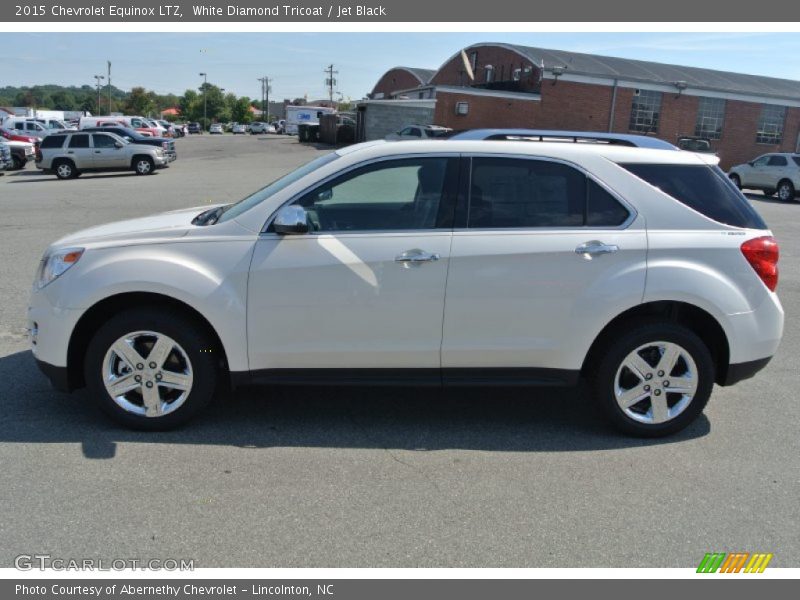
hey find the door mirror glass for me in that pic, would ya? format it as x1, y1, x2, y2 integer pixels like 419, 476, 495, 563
317, 188, 333, 202
273, 205, 310, 235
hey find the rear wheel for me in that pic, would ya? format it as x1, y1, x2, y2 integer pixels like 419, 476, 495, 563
84, 308, 219, 430
54, 159, 77, 180
590, 320, 714, 437
777, 179, 795, 202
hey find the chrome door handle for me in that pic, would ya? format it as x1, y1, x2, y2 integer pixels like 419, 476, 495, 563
395, 249, 441, 264
575, 241, 619, 257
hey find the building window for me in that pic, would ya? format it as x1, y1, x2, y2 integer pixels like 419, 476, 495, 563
469, 51, 478, 71
512, 68, 522, 81
485, 65, 494, 83
694, 97, 726, 140
628, 90, 662, 133
756, 104, 786, 145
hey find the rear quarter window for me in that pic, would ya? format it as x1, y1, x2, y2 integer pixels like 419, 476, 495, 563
41, 135, 66, 149
619, 163, 767, 229
792, 157, 800, 167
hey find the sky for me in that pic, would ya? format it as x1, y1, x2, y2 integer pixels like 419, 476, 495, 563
3, 32, 800, 102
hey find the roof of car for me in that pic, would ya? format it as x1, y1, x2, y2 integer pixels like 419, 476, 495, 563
336, 139, 718, 166
450, 129, 678, 150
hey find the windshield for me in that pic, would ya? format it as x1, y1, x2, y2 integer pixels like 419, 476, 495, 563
216, 152, 340, 224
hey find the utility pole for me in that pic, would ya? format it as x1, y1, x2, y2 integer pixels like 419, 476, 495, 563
199, 72, 207, 129
93, 74, 105, 115
106, 61, 112, 114
324, 64, 338, 104
258, 76, 271, 121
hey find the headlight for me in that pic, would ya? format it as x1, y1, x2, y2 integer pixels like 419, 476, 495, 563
35, 248, 84, 290
155, 148, 164, 155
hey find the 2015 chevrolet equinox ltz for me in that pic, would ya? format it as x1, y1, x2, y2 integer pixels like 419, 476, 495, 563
28, 138, 784, 436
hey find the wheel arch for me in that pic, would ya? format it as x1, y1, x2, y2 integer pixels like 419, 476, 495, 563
66, 291, 230, 391
581, 301, 731, 385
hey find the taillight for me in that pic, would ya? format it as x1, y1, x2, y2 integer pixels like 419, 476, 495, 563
741, 236, 779, 292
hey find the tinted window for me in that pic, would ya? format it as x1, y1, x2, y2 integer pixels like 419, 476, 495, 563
620, 163, 767, 229
753, 156, 769, 167
40, 135, 66, 149
587, 180, 630, 226
792, 157, 800, 167
294, 158, 452, 232
468, 158, 585, 228
767, 155, 788, 166
68, 134, 89, 149
92, 134, 118, 148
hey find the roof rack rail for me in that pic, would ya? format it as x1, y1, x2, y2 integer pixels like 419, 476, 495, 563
450, 129, 679, 150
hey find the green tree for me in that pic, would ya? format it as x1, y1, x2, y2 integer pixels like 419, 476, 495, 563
231, 97, 253, 123
125, 86, 155, 116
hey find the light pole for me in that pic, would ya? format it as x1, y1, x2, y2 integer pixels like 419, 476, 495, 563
199, 72, 207, 130
93, 75, 105, 115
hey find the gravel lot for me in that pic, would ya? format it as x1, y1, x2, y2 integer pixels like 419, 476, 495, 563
0, 134, 798, 568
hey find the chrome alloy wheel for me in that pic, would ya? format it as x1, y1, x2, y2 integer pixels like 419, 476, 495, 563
777, 182, 794, 202
613, 341, 698, 425
136, 159, 152, 174
102, 331, 193, 417
56, 163, 73, 178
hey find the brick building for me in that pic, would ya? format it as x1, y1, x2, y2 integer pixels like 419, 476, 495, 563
369, 42, 800, 169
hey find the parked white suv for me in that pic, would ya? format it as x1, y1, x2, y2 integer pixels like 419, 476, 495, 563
28, 138, 783, 435
728, 153, 800, 202
36, 131, 169, 179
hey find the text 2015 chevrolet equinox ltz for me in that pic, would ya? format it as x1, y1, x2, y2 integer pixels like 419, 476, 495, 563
28, 138, 783, 436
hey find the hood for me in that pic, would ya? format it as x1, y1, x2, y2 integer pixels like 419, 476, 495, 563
52, 205, 221, 248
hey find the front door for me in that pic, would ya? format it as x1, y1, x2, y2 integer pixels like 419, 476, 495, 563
91, 133, 128, 168
247, 156, 459, 374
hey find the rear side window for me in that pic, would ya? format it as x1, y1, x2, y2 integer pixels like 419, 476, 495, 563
468, 158, 629, 228
41, 135, 66, 149
68, 134, 89, 149
767, 155, 788, 166
793, 157, 800, 167
620, 163, 767, 229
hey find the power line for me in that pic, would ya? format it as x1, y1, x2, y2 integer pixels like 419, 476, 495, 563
324, 64, 338, 104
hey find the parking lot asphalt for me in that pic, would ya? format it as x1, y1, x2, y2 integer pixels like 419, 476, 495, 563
0, 135, 798, 568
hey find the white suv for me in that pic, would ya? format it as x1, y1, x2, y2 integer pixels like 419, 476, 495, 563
28, 138, 784, 436
728, 153, 800, 202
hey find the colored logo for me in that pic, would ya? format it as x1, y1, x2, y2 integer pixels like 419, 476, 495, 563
697, 552, 773, 573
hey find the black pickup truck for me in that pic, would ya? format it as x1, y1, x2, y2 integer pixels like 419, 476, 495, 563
80, 126, 177, 161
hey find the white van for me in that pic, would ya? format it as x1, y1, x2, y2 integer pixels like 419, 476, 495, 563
285, 105, 336, 135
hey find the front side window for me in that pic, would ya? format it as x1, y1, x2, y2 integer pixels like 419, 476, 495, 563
756, 105, 786, 145
629, 90, 662, 133
467, 158, 627, 228
293, 158, 453, 232
694, 97, 726, 140
753, 155, 770, 167
92, 134, 118, 148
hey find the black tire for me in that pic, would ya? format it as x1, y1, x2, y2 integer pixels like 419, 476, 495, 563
729, 173, 741, 189
589, 319, 714, 437
133, 155, 155, 175
84, 308, 219, 430
11, 155, 24, 170
53, 159, 77, 180
776, 179, 795, 202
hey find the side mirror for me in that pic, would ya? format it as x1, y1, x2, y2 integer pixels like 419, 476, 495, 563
317, 188, 333, 201
748, 161, 754, 166
273, 205, 309, 235
115, 141, 124, 148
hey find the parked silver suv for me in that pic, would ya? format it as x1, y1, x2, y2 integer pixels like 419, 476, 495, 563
728, 153, 800, 202
36, 131, 169, 179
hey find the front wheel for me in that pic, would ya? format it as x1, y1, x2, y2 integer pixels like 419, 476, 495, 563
84, 308, 219, 430
729, 173, 741, 189
590, 321, 714, 437
134, 156, 155, 175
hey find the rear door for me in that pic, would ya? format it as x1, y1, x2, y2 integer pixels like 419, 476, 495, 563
65, 133, 93, 168
765, 154, 790, 188
441, 156, 647, 380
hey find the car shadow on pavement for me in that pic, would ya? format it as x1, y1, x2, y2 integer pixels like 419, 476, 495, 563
7, 172, 160, 183
0, 350, 709, 459
744, 192, 792, 205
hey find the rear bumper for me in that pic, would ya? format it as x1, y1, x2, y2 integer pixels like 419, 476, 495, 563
720, 356, 773, 386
